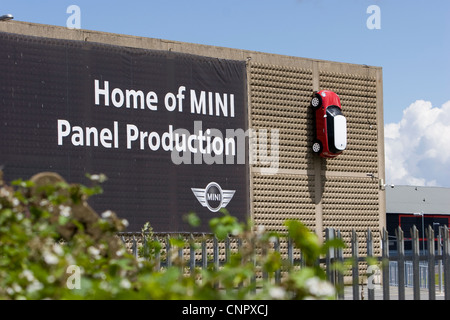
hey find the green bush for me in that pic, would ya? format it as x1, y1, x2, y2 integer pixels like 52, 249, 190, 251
0, 172, 342, 300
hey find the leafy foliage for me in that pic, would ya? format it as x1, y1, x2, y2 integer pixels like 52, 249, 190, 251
0, 172, 343, 300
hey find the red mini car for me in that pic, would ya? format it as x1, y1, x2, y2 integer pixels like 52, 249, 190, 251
310, 90, 347, 158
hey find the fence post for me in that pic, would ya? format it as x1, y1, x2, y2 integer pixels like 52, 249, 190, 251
287, 237, 294, 267
396, 227, 405, 300
438, 229, 443, 293
251, 236, 257, 294
132, 235, 138, 258
336, 230, 344, 300
325, 228, 335, 285
190, 234, 196, 274
443, 226, 450, 300
166, 235, 172, 268
201, 234, 207, 270
225, 235, 232, 295
142, 232, 147, 258
178, 234, 184, 270
381, 228, 390, 300
367, 229, 375, 300
237, 237, 243, 289
262, 237, 268, 282
351, 229, 359, 300
155, 236, 161, 271
274, 237, 281, 285
225, 236, 231, 264
213, 235, 219, 289
426, 225, 435, 300
213, 235, 219, 270
411, 225, 420, 300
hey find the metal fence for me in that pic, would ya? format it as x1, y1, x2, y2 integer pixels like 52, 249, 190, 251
389, 261, 430, 289
118, 225, 450, 300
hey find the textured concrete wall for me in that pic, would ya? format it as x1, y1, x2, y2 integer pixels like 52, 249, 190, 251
249, 60, 384, 257
0, 21, 385, 256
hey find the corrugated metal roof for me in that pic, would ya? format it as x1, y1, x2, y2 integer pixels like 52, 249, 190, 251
386, 185, 450, 214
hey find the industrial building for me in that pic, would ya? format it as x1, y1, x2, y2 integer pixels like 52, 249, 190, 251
0, 21, 385, 257
386, 185, 450, 254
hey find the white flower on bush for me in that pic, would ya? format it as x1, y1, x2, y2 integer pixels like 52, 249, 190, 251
93, 272, 106, 280
269, 287, 286, 299
27, 280, 44, 293
27, 281, 44, 293
305, 277, 335, 298
99, 281, 110, 291
65, 253, 76, 266
6, 283, 23, 296
20, 270, 35, 282
43, 251, 59, 265
89, 174, 107, 182
0, 188, 10, 197
12, 197, 19, 206
256, 225, 265, 235
59, 205, 71, 217
90, 174, 100, 181
116, 248, 126, 257
53, 243, 64, 256
12, 283, 22, 293
120, 278, 131, 289
88, 246, 101, 259
101, 210, 112, 219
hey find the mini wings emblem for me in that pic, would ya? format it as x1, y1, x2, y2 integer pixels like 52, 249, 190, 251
191, 182, 236, 212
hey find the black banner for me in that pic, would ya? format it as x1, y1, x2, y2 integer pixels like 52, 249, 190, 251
0, 33, 249, 232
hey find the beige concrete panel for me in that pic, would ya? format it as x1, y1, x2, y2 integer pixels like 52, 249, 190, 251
252, 173, 316, 232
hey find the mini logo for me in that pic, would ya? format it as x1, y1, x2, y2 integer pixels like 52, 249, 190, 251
191, 182, 236, 212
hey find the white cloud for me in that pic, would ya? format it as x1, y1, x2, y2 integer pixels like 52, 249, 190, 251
384, 100, 450, 187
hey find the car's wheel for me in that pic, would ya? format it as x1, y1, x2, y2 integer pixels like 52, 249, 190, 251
311, 94, 322, 109
312, 140, 322, 154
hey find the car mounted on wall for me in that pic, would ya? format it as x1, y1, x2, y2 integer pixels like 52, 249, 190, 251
310, 90, 347, 158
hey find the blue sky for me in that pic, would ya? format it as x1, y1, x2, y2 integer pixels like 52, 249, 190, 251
2, 0, 450, 186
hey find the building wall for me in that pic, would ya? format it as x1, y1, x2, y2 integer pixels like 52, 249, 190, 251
249, 58, 384, 257
0, 21, 385, 255
386, 185, 450, 245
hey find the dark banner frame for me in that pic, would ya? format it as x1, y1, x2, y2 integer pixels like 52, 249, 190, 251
0, 32, 249, 232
